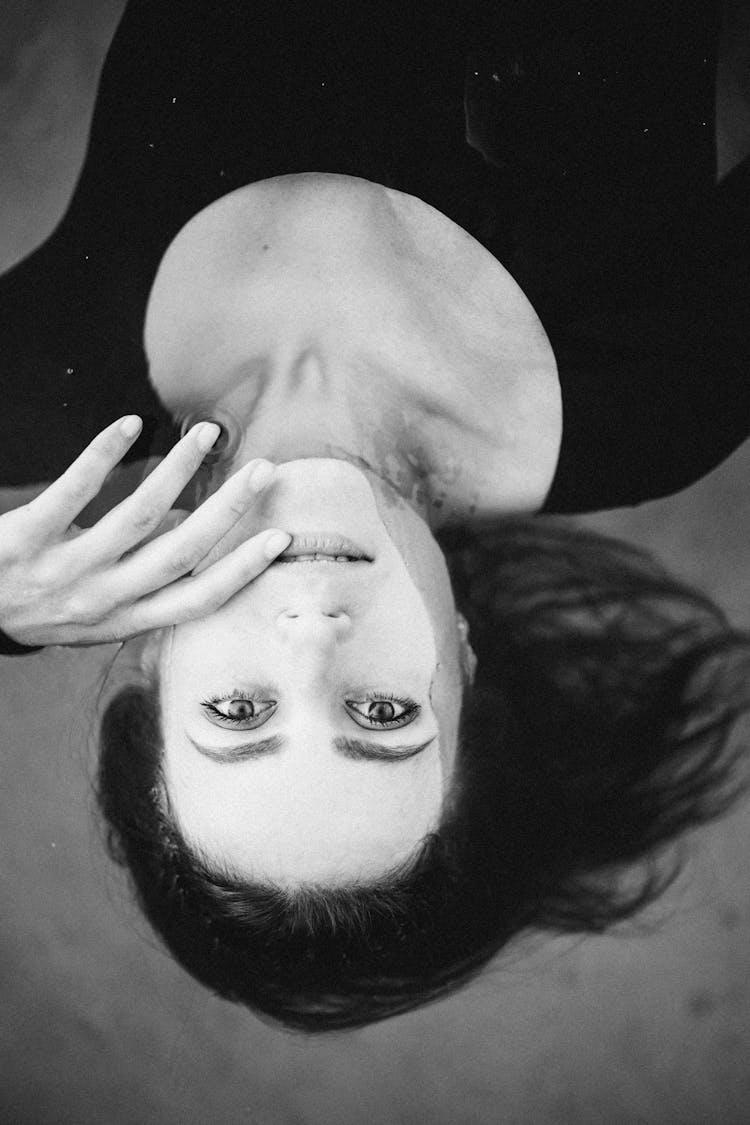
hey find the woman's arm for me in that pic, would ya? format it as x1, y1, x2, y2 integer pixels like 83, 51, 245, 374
0, 0, 125, 274
716, 0, 750, 181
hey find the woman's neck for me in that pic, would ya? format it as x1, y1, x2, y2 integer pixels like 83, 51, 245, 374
185, 344, 450, 527
145, 174, 562, 523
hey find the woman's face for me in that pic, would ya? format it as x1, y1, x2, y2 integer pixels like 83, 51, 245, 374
151, 460, 470, 886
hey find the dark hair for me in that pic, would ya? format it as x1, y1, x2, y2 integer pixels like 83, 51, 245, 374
98, 518, 750, 1032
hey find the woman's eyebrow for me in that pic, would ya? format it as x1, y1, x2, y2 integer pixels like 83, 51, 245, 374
186, 733, 285, 762
332, 736, 436, 761
186, 733, 435, 763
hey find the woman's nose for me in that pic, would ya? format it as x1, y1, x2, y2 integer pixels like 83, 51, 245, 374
276, 609, 350, 646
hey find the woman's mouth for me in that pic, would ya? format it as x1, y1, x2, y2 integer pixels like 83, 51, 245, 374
276, 533, 373, 562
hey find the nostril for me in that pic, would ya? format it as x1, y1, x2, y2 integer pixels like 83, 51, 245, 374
279, 610, 347, 622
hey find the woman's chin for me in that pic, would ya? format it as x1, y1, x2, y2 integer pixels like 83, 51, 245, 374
252, 460, 383, 538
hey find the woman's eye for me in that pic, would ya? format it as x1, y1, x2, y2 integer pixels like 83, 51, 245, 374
200, 696, 276, 728
345, 696, 419, 729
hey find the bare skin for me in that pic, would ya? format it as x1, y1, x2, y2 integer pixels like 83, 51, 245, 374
0, 417, 290, 647
716, 0, 750, 180
0, 0, 127, 273
2, 7, 748, 646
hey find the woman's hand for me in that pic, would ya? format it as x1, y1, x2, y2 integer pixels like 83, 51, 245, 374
0, 416, 290, 648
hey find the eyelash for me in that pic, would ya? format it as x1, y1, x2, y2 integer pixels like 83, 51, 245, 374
201, 692, 273, 725
200, 691, 419, 727
347, 692, 420, 727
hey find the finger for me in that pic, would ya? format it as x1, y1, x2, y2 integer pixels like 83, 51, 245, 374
109, 459, 276, 594
26, 416, 144, 537
126, 508, 192, 551
79, 421, 222, 561
122, 528, 292, 633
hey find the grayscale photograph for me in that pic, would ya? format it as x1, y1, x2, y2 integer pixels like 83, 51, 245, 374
1, 2, 749, 1122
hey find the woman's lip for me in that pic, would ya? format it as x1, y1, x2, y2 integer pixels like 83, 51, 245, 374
278, 534, 373, 561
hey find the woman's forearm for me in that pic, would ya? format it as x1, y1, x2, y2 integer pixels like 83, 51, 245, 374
0, 0, 126, 274
716, 0, 750, 180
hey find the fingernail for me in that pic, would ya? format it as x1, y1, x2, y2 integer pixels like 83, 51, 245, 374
120, 415, 142, 438
264, 530, 292, 559
196, 421, 221, 452
248, 460, 275, 491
